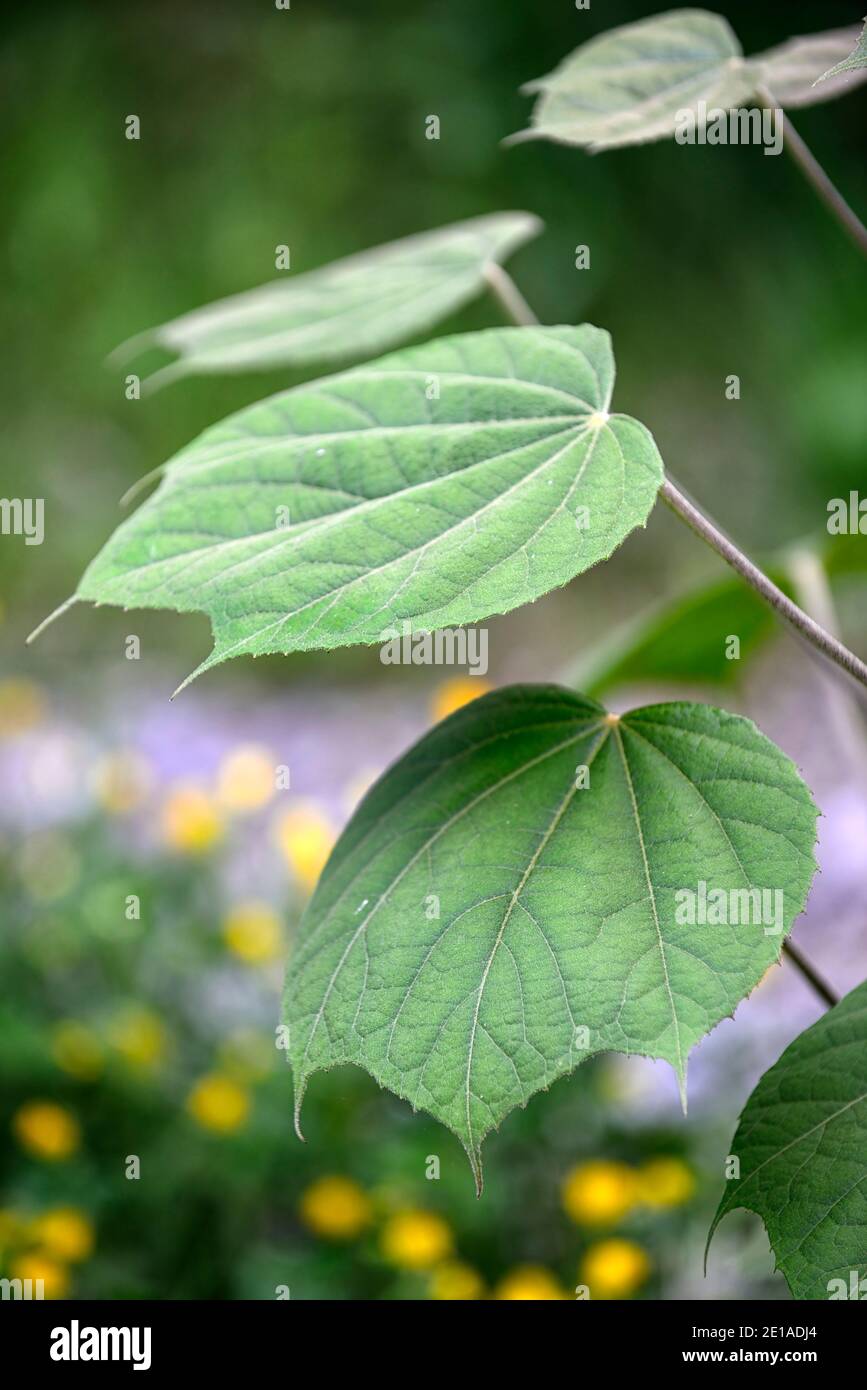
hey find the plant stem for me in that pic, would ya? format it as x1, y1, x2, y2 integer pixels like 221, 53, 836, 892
487, 275, 867, 695
781, 940, 838, 1009
757, 85, 867, 259
483, 263, 540, 326
490, 280, 844, 1011
660, 477, 867, 694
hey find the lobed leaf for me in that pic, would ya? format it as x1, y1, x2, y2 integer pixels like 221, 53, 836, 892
116, 212, 543, 388
74, 325, 664, 689
709, 979, 867, 1299
284, 685, 818, 1189
514, 11, 867, 150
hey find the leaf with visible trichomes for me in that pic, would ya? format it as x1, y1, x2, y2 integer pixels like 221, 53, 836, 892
512, 11, 867, 150
116, 212, 542, 389
284, 685, 818, 1189
815, 18, 867, 85
757, 25, 867, 105
709, 979, 867, 1299
68, 326, 663, 690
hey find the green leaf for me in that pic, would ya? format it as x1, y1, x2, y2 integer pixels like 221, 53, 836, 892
815, 18, 867, 84
514, 10, 751, 151
708, 980, 867, 1299
758, 25, 867, 105
577, 574, 789, 697
117, 212, 542, 388
73, 325, 664, 689
513, 11, 867, 150
284, 685, 818, 1189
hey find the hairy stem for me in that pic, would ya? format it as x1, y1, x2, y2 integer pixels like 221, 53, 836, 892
758, 85, 867, 259
660, 477, 867, 694
483, 263, 540, 326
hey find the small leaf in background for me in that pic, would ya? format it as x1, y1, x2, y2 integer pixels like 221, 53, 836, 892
73, 326, 664, 688
708, 979, 867, 1300
756, 25, 867, 105
116, 212, 542, 387
513, 10, 751, 151
575, 575, 789, 697
513, 11, 867, 150
814, 17, 867, 84
284, 685, 818, 1189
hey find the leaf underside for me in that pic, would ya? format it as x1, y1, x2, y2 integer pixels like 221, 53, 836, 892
515, 11, 867, 150
284, 685, 818, 1189
709, 979, 867, 1299
76, 325, 664, 689
119, 212, 543, 385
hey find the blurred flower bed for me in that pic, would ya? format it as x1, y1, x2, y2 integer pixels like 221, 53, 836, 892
0, 670, 801, 1300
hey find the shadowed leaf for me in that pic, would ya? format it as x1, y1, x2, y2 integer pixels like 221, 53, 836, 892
285, 685, 818, 1188
709, 979, 867, 1299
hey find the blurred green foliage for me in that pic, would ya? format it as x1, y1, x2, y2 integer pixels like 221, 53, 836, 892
1, 0, 865, 1301
3, 0, 866, 651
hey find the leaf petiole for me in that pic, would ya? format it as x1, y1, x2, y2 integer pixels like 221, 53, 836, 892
757, 84, 867, 259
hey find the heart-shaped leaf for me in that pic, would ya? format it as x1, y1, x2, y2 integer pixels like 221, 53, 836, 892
709, 979, 867, 1299
284, 685, 818, 1189
72, 326, 664, 690
116, 212, 542, 388
513, 11, 867, 150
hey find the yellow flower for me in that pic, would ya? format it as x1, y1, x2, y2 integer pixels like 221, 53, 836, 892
186, 1074, 250, 1134
562, 1159, 637, 1226
429, 1260, 485, 1301
299, 1176, 373, 1240
51, 1020, 104, 1081
30, 1207, 94, 1263
9, 1252, 69, 1299
637, 1156, 695, 1208
12, 1101, 80, 1161
216, 744, 276, 813
274, 802, 335, 893
93, 749, 153, 815
0, 678, 47, 737
495, 1265, 566, 1300
430, 677, 492, 724
222, 901, 283, 964
109, 1008, 167, 1071
580, 1238, 650, 1299
380, 1209, 453, 1270
161, 783, 223, 853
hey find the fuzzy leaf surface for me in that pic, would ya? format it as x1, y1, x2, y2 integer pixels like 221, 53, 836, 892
709, 979, 867, 1299
815, 19, 867, 85
284, 685, 818, 1187
76, 326, 663, 687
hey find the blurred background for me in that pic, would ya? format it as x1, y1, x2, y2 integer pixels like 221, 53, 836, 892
1, 0, 866, 1300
